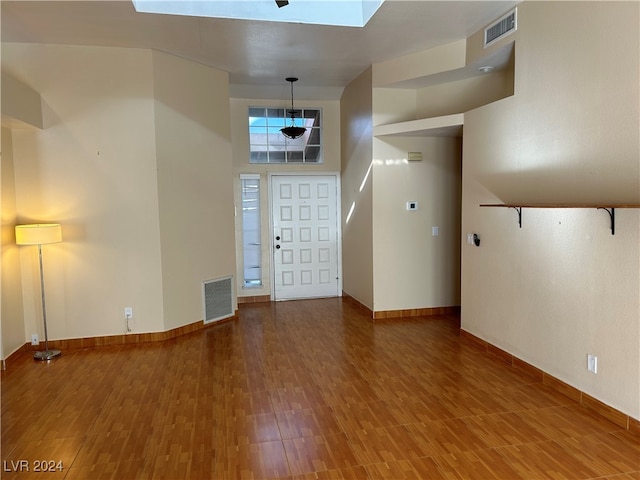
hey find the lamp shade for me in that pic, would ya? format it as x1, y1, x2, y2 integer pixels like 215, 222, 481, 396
281, 125, 307, 140
15, 224, 62, 246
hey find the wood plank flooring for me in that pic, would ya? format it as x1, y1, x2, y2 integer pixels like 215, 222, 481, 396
2, 298, 639, 479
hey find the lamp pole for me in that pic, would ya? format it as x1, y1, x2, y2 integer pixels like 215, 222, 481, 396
15, 224, 62, 361
35, 242, 59, 360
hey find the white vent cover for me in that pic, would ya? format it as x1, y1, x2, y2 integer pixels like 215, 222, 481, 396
484, 8, 517, 47
203, 275, 234, 324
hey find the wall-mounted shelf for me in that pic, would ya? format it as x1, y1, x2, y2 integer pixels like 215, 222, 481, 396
479, 204, 640, 235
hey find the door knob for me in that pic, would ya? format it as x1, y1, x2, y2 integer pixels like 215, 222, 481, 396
275, 236, 281, 241
276, 245, 281, 249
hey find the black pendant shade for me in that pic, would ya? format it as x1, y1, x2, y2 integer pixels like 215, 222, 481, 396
281, 125, 306, 140
281, 77, 306, 140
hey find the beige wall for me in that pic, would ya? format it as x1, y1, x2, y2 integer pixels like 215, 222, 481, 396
372, 135, 461, 312
371, 66, 463, 314
461, 2, 639, 419
1, 74, 43, 129
3, 43, 165, 341
2, 43, 235, 347
372, 40, 466, 88
229, 97, 340, 298
344, 53, 465, 314
340, 68, 374, 309
415, 68, 514, 119
371, 88, 416, 126
1, 126, 26, 359
467, 4, 639, 205
153, 51, 236, 329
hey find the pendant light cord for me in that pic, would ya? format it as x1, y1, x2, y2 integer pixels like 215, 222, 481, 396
289, 79, 296, 124
280, 77, 306, 139
290, 80, 295, 112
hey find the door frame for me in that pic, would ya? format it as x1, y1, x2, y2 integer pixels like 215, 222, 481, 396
268, 172, 343, 301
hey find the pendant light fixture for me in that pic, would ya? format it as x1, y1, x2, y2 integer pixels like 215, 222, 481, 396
280, 77, 306, 140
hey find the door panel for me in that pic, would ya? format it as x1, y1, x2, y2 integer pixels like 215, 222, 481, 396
272, 175, 339, 300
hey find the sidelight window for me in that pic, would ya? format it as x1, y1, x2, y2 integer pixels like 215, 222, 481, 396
240, 174, 262, 288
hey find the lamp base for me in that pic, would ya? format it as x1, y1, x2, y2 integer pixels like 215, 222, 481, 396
33, 349, 62, 361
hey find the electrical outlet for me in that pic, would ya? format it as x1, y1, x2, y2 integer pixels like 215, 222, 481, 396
31, 334, 39, 346
124, 307, 133, 319
587, 354, 598, 374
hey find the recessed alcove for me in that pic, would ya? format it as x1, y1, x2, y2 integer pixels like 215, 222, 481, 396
373, 41, 514, 137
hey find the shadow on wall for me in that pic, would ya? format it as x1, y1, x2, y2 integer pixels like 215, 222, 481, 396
478, 168, 640, 205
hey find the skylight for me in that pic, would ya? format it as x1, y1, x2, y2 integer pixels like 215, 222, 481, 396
132, 0, 385, 28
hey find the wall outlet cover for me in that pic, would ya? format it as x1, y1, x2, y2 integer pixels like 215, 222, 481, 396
587, 354, 598, 374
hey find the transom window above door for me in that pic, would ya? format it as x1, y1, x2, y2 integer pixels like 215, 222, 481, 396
248, 107, 322, 164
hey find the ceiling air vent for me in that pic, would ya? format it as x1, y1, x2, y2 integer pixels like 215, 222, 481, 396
484, 8, 517, 47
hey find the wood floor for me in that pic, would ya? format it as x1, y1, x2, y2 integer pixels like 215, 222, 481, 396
2, 298, 639, 479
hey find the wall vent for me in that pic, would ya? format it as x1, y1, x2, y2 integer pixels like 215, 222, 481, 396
484, 8, 517, 47
203, 275, 234, 324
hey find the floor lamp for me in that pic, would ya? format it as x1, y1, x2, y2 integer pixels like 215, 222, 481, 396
15, 223, 63, 361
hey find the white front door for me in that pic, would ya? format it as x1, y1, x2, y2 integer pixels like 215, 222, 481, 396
271, 174, 341, 300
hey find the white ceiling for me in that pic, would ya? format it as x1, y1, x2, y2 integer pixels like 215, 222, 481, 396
1, 0, 518, 99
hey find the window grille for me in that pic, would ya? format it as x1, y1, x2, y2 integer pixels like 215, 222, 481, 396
248, 107, 322, 164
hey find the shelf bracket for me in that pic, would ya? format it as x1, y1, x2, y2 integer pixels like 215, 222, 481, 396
510, 206, 522, 228
598, 207, 615, 235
